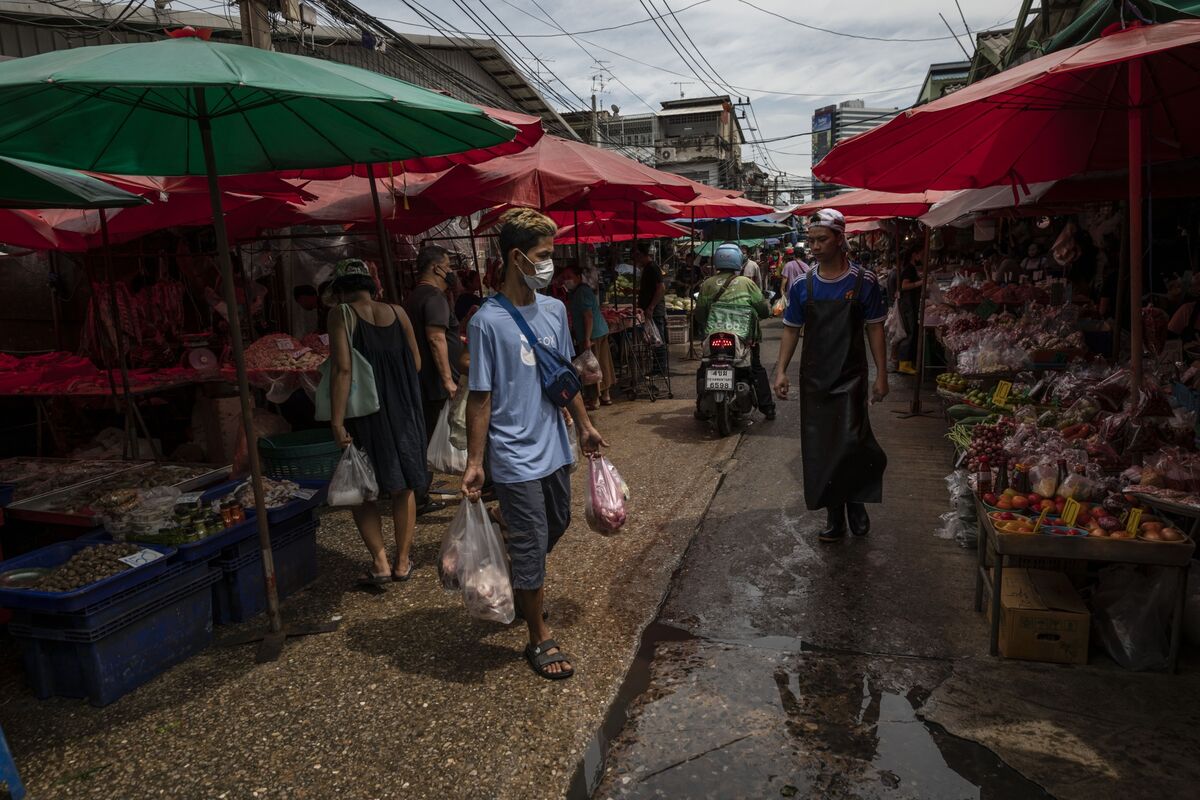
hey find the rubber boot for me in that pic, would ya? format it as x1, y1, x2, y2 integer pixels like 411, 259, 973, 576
847, 502, 870, 537
898, 361, 917, 375
819, 505, 846, 543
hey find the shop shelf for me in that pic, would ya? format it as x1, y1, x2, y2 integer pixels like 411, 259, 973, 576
8, 566, 219, 706
212, 519, 319, 624
0, 541, 177, 613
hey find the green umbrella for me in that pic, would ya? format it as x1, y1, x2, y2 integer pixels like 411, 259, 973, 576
0, 36, 518, 659
0, 155, 147, 209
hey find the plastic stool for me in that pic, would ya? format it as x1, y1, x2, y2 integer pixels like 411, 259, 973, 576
0, 723, 26, 799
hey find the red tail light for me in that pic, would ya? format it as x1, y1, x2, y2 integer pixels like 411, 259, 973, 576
710, 336, 734, 349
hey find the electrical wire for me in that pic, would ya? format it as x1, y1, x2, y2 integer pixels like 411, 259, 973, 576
373, 0, 711, 39
738, 1, 1017, 44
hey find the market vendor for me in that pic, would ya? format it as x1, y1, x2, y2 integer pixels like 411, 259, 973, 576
898, 247, 924, 376
774, 209, 889, 543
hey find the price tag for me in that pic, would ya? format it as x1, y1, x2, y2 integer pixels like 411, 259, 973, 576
275, 339, 296, 351
118, 548, 165, 568
177, 492, 203, 505
1035, 505, 1051, 533
319, 334, 330, 346
1125, 507, 1143, 534
291, 487, 318, 501
291, 347, 312, 358
1062, 498, 1081, 528
992, 380, 1012, 406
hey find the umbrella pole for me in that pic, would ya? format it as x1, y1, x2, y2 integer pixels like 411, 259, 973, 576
1114, 202, 1130, 362
1128, 60, 1145, 393
366, 163, 399, 303
574, 207, 581, 269
686, 206, 698, 361
194, 89, 337, 662
896, 225, 936, 419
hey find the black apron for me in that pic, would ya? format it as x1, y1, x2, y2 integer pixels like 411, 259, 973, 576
799, 268, 887, 510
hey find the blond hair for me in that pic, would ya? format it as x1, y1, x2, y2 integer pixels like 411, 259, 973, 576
498, 208, 557, 271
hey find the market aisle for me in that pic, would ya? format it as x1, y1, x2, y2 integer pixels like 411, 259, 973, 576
592, 320, 1052, 799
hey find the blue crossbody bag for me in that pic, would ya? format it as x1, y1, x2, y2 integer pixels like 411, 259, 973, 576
491, 294, 581, 408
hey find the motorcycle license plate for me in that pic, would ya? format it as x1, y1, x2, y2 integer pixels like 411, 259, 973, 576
706, 367, 734, 390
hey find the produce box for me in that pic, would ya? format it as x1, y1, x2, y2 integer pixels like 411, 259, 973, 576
997, 568, 1090, 665
1006, 555, 1088, 588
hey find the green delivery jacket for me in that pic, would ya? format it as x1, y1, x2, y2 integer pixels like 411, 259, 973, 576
695, 273, 770, 343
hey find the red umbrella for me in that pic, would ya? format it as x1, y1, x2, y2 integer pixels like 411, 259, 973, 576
669, 194, 773, 218
474, 199, 679, 233
792, 189, 951, 219
555, 217, 688, 244
415, 135, 701, 216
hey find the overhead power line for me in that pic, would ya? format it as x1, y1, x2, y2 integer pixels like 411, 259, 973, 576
737, 1, 1016, 43
374, 0, 711, 39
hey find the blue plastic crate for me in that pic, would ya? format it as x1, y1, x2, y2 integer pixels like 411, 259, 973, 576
0, 483, 13, 507
9, 566, 219, 706
212, 520, 319, 624
201, 478, 328, 526
0, 541, 177, 613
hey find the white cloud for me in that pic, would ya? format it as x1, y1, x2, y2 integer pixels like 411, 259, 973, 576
362, 0, 1020, 190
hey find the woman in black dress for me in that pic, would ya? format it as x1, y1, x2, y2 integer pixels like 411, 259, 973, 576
328, 259, 429, 584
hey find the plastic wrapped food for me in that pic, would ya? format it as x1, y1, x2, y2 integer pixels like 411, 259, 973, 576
573, 350, 602, 386
327, 446, 378, 507
1030, 462, 1059, 499
452, 499, 514, 624
585, 455, 629, 535
427, 405, 467, 475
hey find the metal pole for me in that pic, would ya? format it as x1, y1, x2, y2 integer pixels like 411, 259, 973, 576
366, 163, 399, 302
1129, 60, 1145, 392
98, 210, 144, 459
196, 87, 283, 639
1114, 202, 1129, 362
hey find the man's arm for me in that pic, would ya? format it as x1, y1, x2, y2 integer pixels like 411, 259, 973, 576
901, 277, 924, 291
567, 391, 608, 455
867, 321, 889, 402
581, 309, 594, 350
425, 327, 457, 398
773, 325, 802, 399
461, 390, 491, 500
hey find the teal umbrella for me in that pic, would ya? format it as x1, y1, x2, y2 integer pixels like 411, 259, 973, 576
0, 155, 147, 209
0, 35, 518, 658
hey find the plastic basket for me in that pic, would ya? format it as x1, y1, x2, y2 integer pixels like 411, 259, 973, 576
257, 429, 340, 480
0, 483, 13, 507
9, 566, 219, 706
212, 519, 319, 624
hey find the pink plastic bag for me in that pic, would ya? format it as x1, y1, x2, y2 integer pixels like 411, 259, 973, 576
586, 455, 629, 535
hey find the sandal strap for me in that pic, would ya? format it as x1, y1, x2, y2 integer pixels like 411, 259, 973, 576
533, 638, 560, 653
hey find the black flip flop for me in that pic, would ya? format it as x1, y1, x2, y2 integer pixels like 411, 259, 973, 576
525, 638, 574, 681
358, 571, 391, 587
392, 562, 415, 582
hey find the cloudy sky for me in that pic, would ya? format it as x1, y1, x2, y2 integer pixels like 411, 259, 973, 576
359, 0, 1022, 188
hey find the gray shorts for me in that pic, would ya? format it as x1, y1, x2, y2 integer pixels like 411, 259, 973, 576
493, 465, 572, 591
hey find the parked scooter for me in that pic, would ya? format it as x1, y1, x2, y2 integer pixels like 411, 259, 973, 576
696, 329, 757, 436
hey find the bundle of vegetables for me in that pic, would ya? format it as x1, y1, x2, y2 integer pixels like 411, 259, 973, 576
964, 419, 1015, 472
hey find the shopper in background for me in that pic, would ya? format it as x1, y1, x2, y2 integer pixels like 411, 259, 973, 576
636, 242, 667, 375
781, 245, 809, 303
562, 263, 615, 408
463, 208, 607, 681
898, 247, 924, 376
455, 268, 484, 324
774, 209, 888, 544
404, 245, 462, 514
740, 244, 764, 292
328, 258, 428, 585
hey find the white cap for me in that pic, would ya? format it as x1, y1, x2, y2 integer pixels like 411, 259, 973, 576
807, 208, 846, 234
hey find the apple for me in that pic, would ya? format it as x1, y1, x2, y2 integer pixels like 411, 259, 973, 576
983, 492, 998, 506
1011, 496, 1030, 510
997, 498, 1013, 510
1027, 494, 1042, 505
1055, 498, 1067, 512
998, 512, 1015, 521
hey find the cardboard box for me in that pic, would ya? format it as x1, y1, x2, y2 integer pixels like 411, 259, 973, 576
1006, 555, 1088, 588
998, 568, 1090, 665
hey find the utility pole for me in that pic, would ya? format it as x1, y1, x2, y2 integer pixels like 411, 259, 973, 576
237, 0, 273, 50
670, 81, 694, 98
589, 68, 608, 146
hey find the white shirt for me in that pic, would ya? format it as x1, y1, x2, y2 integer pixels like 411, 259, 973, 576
741, 259, 763, 289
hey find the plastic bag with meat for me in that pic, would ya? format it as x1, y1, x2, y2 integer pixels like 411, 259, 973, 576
573, 350, 602, 386
452, 499, 514, 624
585, 455, 629, 535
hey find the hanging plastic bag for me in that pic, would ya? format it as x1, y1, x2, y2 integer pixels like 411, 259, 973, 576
573, 350, 602, 386
1092, 564, 1179, 671
448, 377, 469, 451
454, 499, 515, 624
438, 501, 469, 591
328, 445, 378, 507
642, 319, 663, 347
427, 405, 467, 475
586, 454, 629, 535
885, 303, 907, 344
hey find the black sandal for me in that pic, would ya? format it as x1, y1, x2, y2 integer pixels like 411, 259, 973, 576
358, 571, 391, 587
525, 638, 574, 681
392, 562, 415, 582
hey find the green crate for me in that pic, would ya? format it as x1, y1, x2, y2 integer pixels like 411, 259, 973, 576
257, 429, 340, 480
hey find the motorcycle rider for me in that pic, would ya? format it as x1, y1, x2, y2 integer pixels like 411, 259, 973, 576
694, 242, 775, 421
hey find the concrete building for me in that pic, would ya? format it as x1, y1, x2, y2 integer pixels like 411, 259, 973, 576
654, 95, 745, 189
810, 99, 900, 199
916, 60, 971, 105
560, 109, 658, 165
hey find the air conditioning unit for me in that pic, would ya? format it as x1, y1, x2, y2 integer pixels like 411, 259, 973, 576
659, 148, 674, 162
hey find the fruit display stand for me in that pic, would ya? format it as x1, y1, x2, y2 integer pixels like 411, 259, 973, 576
972, 496, 1195, 672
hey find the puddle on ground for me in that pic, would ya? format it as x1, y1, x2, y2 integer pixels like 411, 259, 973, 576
578, 622, 1052, 799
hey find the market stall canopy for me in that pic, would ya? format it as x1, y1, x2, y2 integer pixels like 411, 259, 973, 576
814, 21, 1200, 192
0, 156, 148, 210
555, 217, 688, 244
1044, 0, 1200, 54
0, 35, 518, 175
693, 236, 769, 255
277, 105, 544, 180
411, 135, 702, 216
689, 219, 792, 239
669, 194, 774, 219
792, 189, 951, 220
474, 198, 679, 234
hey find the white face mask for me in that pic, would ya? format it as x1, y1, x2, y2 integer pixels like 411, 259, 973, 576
521, 252, 555, 290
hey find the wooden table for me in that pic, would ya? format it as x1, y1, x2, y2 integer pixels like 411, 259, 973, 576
973, 495, 1195, 672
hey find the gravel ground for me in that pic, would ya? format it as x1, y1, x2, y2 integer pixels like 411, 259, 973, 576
0, 354, 740, 800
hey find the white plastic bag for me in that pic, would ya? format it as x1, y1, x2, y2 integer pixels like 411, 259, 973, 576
427, 405, 467, 474
328, 445, 378, 507
438, 502, 469, 591
586, 454, 629, 535
885, 303, 907, 343
453, 499, 515, 624
1092, 564, 1179, 671
573, 350, 602, 385
448, 378, 469, 451
642, 319, 663, 347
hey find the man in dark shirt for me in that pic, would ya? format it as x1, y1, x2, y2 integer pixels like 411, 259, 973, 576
636, 242, 667, 375
898, 248, 924, 376
404, 245, 463, 512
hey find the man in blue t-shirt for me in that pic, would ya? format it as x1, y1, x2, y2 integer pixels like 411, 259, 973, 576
464, 208, 607, 682
774, 209, 889, 543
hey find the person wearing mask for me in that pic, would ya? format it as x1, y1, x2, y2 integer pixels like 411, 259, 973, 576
562, 263, 615, 408
404, 245, 463, 515
636, 242, 667, 376
781, 245, 810, 303
463, 208, 607, 681
898, 248, 924, 376
454, 269, 484, 324
774, 209, 888, 543
328, 259, 428, 585
740, 244, 764, 291
695, 242, 776, 421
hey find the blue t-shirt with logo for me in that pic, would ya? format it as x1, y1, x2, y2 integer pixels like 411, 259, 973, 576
468, 293, 575, 484
782, 265, 887, 328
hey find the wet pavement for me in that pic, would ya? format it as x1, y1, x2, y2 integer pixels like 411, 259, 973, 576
591, 321, 1064, 799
